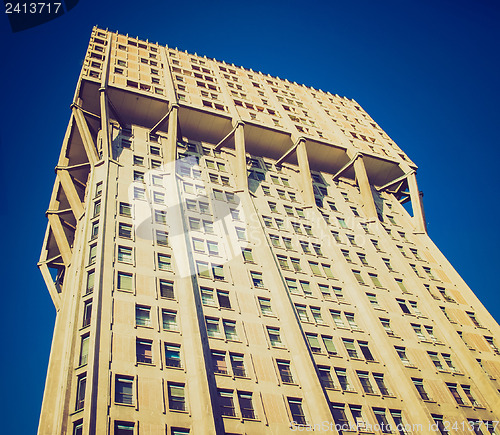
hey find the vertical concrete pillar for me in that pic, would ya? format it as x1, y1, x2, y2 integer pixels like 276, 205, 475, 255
166, 104, 179, 164
296, 139, 315, 207
351, 154, 378, 219
234, 121, 247, 191
408, 172, 426, 233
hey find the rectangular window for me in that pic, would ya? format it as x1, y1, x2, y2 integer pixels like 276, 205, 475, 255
288, 398, 306, 425
117, 272, 133, 292
136, 339, 153, 364
206, 317, 221, 338
158, 254, 172, 271
117, 246, 133, 263
373, 373, 390, 396
230, 353, 246, 377
156, 230, 168, 246
115, 376, 134, 405
219, 389, 236, 416
359, 341, 375, 361
322, 336, 337, 355
88, 244, 97, 265
250, 271, 264, 288
165, 343, 181, 368
75, 373, 86, 411
168, 383, 186, 411
82, 299, 92, 327
162, 309, 178, 331
357, 371, 375, 394
86, 270, 95, 294
412, 378, 430, 401
114, 421, 134, 434
79, 334, 89, 366
135, 305, 151, 327
335, 368, 351, 391
212, 350, 227, 374
267, 327, 283, 347
118, 223, 132, 239
343, 338, 358, 358
373, 408, 392, 433
238, 391, 255, 419
277, 360, 294, 383
318, 366, 335, 389
223, 320, 238, 340
306, 333, 321, 353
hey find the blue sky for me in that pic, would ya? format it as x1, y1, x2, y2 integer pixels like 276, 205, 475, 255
1, 0, 499, 433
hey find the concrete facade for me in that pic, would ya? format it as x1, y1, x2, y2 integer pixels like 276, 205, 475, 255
38, 26, 500, 435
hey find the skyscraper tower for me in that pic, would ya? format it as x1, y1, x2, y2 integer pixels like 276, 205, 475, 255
38, 26, 500, 435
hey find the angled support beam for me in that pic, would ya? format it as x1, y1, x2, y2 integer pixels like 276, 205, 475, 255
332, 153, 359, 181
214, 121, 240, 151
376, 170, 414, 192
70, 103, 101, 121
399, 195, 411, 205
107, 95, 125, 129
151, 104, 174, 135
38, 253, 63, 266
275, 142, 299, 167
47, 214, 72, 265
350, 153, 378, 220
296, 138, 315, 207
72, 106, 99, 165
408, 172, 427, 233
46, 208, 73, 215
56, 169, 84, 219
234, 122, 247, 191
38, 263, 62, 311
55, 162, 91, 171
165, 104, 179, 163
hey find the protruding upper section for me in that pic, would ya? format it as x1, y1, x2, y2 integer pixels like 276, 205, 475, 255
79, 26, 416, 186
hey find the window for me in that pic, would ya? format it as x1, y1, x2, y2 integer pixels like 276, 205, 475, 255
311, 307, 323, 323
156, 230, 168, 246
397, 299, 411, 314
431, 415, 448, 434
241, 248, 254, 263
158, 279, 174, 299
447, 383, 464, 405
79, 334, 89, 366
345, 313, 359, 330
390, 410, 407, 435
412, 378, 430, 401
357, 371, 375, 394
373, 408, 392, 433
461, 384, 480, 406
288, 398, 306, 425
136, 339, 153, 364
335, 368, 351, 391
86, 270, 95, 294
206, 317, 221, 338
366, 293, 380, 308
250, 271, 264, 288
223, 320, 238, 340
158, 254, 172, 271
136, 305, 151, 327
118, 223, 132, 239
268, 327, 283, 347
331, 310, 345, 328
114, 422, 134, 435
309, 261, 321, 276
93, 200, 101, 217
230, 353, 246, 377
90, 221, 99, 240
82, 299, 92, 327
162, 310, 178, 331
352, 270, 365, 284
258, 297, 273, 315
291, 258, 302, 272
296, 304, 309, 322
212, 350, 227, 374
322, 336, 337, 355
155, 210, 167, 224
484, 336, 500, 354
395, 279, 409, 293
277, 360, 294, 383
343, 338, 358, 358
395, 346, 412, 366
117, 272, 133, 292
373, 373, 390, 396
168, 383, 186, 411
235, 227, 246, 241
73, 420, 83, 435
115, 376, 134, 405
75, 373, 86, 411
359, 341, 375, 361
219, 389, 236, 416
95, 182, 102, 198
88, 244, 97, 265
467, 312, 482, 327
238, 392, 255, 419
117, 246, 133, 263
165, 343, 181, 368
133, 186, 145, 200
369, 273, 382, 288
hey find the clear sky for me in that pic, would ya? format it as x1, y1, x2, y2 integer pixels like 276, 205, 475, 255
1, 0, 499, 433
